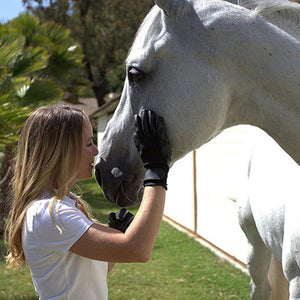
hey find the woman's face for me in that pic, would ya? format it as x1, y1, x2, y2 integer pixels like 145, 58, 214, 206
77, 117, 99, 180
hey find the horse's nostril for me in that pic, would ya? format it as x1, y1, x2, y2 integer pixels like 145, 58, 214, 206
94, 164, 102, 187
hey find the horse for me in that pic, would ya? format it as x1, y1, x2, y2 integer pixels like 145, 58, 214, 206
94, 0, 300, 298
237, 128, 300, 299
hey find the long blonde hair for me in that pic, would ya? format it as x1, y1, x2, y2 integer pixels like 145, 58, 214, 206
6, 104, 93, 269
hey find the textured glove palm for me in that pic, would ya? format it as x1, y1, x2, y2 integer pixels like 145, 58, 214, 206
134, 110, 172, 189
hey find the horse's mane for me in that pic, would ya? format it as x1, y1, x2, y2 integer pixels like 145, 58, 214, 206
238, 0, 300, 40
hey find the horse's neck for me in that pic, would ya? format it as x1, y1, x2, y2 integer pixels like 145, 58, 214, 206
225, 87, 300, 164
218, 11, 300, 164
238, 0, 300, 40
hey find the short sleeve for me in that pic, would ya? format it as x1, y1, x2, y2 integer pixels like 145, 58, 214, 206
33, 200, 93, 254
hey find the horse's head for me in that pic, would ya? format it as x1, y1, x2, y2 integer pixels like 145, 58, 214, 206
95, 0, 232, 206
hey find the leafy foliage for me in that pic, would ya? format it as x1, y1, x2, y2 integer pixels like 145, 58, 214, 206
0, 98, 31, 151
23, 0, 154, 105
0, 13, 84, 151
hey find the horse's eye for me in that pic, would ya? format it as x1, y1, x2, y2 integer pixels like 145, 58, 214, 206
128, 67, 145, 82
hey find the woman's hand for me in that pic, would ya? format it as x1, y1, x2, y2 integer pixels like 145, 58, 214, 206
134, 110, 172, 189
108, 208, 134, 233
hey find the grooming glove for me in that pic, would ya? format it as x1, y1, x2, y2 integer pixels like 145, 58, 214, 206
134, 110, 172, 189
108, 208, 134, 233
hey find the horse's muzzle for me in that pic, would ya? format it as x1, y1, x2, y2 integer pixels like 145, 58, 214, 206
94, 158, 143, 207
94, 163, 102, 188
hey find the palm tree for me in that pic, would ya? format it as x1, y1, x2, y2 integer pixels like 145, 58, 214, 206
0, 14, 84, 236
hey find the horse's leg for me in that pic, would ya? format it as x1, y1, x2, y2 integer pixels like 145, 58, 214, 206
247, 238, 272, 299
283, 259, 300, 300
283, 248, 300, 299
288, 277, 300, 300
238, 198, 272, 300
268, 255, 289, 300
282, 197, 300, 300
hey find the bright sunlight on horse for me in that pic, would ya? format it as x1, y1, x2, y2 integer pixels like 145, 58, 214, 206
95, 1, 300, 298
95, 0, 300, 206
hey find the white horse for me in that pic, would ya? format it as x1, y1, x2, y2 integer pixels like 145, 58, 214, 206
95, 0, 300, 298
238, 129, 300, 299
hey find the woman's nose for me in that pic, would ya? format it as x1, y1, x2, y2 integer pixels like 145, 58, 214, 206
93, 144, 99, 156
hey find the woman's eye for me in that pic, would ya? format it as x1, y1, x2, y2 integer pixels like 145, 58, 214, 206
127, 67, 145, 82
87, 138, 97, 147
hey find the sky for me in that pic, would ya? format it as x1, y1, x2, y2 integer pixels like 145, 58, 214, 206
0, 0, 26, 22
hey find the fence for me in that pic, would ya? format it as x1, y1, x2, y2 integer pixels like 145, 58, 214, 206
164, 125, 277, 267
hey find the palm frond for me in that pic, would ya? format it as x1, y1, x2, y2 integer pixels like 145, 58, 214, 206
11, 46, 49, 77
21, 78, 63, 103
8, 13, 40, 46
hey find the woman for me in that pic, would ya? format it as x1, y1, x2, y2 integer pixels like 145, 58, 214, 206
6, 105, 171, 299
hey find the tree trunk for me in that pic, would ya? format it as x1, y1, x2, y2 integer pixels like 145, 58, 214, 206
77, 1, 106, 108
83, 60, 106, 107
0, 145, 14, 238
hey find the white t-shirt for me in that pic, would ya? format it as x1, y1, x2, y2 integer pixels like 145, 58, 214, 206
22, 192, 108, 300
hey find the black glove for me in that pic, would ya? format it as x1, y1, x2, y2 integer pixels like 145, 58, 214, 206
108, 208, 134, 233
134, 110, 172, 189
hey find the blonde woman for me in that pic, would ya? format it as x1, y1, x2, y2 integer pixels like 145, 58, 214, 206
6, 105, 171, 299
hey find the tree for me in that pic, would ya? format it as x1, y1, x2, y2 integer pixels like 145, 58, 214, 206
8, 13, 85, 103
0, 13, 84, 236
23, 0, 154, 106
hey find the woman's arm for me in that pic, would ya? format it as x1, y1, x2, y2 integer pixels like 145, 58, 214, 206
70, 186, 165, 262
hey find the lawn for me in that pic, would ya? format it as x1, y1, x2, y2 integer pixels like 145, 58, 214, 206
0, 178, 250, 299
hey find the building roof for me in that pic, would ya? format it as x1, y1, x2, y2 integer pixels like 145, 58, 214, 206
90, 98, 119, 119
60, 98, 99, 116
60, 93, 120, 122
89, 93, 120, 119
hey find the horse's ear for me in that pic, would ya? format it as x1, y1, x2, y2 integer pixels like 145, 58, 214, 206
154, 0, 188, 19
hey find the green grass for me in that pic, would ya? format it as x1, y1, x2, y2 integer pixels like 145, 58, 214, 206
0, 178, 250, 299
108, 223, 250, 299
